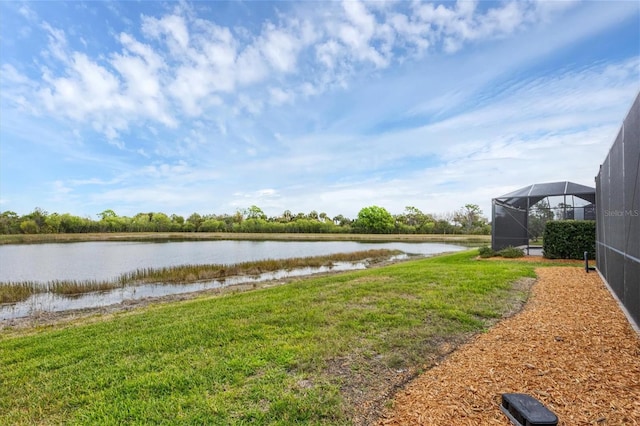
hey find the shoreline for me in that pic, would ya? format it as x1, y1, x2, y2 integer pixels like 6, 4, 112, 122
0, 232, 490, 245
0, 254, 417, 331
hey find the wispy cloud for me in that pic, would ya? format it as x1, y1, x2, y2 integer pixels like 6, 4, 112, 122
6, 0, 585, 139
0, 0, 638, 218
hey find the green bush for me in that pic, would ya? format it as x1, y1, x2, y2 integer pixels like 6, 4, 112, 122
478, 246, 497, 258
497, 246, 525, 258
543, 220, 595, 259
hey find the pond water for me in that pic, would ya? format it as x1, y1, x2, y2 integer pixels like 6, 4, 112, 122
0, 240, 465, 320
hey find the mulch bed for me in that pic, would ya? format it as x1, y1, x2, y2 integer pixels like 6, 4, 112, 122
377, 266, 640, 425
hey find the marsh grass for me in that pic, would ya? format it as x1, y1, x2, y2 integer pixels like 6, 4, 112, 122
0, 249, 402, 303
0, 250, 539, 425
0, 282, 38, 304
47, 280, 121, 295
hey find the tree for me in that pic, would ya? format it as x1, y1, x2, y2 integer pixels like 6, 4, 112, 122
97, 210, 126, 232
280, 210, 293, 222
186, 213, 203, 231
59, 213, 88, 233
170, 214, 184, 225
555, 202, 573, 220
245, 205, 266, 220
199, 219, 225, 232
45, 213, 62, 233
453, 204, 488, 234
131, 213, 152, 232
151, 213, 172, 231
98, 209, 117, 220
433, 212, 457, 234
20, 219, 39, 234
401, 206, 423, 227
528, 199, 554, 240
354, 206, 394, 234
0, 211, 21, 234
332, 214, 351, 227
395, 206, 436, 233
27, 207, 48, 230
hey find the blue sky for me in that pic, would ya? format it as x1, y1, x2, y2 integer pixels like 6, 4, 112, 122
1, 0, 639, 220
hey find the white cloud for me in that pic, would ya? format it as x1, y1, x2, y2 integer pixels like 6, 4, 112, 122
269, 86, 294, 105
40, 22, 69, 62
47, 180, 75, 205
40, 52, 122, 121
235, 45, 269, 86
0, 64, 38, 112
532, 0, 580, 22
316, 39, 342, 69
2, 0, 638, 219
410, 0, 539, 53
482, 2, 527, 35
338, 0, 390, 67
10, 0, 585, 142
235, 93, 264, 115
388, 12, 430, 55
18, 4, 37, 21
239, 57, 638, 218
141, 13, 190, 54
259, 23, 301, 73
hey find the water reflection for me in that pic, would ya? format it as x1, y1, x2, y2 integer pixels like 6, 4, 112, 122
1, 240, 466, 321
0, 240, 464, 283
0, 261, 372, 321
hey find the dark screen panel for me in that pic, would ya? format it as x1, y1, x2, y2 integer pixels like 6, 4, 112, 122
491, 203, 527, 251
595, 93, 640, 329
623, 97, 640, 260
624, 260, 640, 326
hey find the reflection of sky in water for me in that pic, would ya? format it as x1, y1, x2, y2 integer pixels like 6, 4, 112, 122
0, 240, 466, 321
1, 261, 373, 321
0, 241, 465, 283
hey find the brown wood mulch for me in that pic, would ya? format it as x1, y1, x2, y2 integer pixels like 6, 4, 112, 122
377, 266, 640, 425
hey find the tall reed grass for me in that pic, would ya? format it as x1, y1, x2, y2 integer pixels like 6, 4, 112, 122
0, 282, 39, 304
0, 249, 402, 304
47, 280, 122, 295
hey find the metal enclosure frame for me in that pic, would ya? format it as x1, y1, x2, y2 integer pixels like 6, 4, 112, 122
491, 181, 596, 252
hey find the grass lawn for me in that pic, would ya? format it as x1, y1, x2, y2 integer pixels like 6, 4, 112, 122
1, 250, 539, 425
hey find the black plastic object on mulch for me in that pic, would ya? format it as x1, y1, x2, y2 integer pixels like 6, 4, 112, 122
501, 393, 558, 426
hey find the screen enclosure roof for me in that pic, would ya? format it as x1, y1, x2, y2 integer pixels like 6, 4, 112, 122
493, 181, 596, 210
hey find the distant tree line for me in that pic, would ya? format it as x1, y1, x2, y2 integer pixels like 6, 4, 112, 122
0, 204, 490, 235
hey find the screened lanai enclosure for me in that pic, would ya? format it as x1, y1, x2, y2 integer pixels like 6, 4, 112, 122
491, 181, 596, 252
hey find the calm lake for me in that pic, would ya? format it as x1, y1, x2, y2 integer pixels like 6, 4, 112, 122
0, 240, 465, 320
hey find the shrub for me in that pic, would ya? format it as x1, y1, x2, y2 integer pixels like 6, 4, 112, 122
543, 220, 595, 259
478, 246, 497, 258
498, 246, 525, 258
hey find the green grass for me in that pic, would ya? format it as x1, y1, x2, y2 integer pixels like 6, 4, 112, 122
0, 250, 537, 425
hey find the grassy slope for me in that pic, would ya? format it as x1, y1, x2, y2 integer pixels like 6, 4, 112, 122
0, 251, 536, 425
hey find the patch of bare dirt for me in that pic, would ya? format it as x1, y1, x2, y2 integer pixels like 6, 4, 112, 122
330, 278, 536, 426
377, 267, 640, 425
